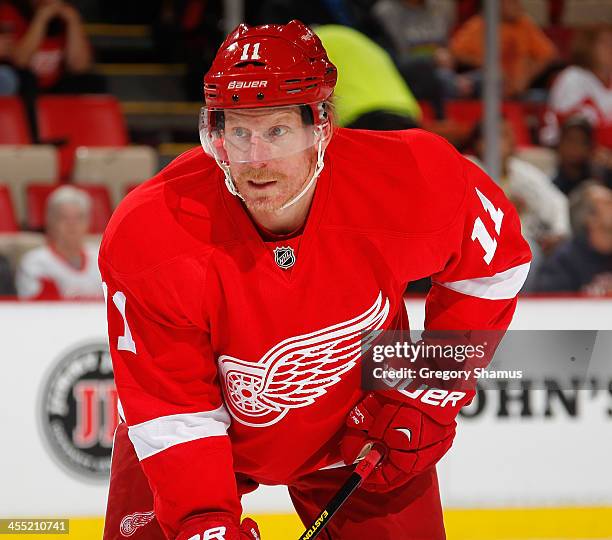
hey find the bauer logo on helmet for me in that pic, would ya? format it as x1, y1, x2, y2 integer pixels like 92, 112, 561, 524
228, 80, 268, 90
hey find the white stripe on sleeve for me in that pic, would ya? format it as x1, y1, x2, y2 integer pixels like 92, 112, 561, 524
117, 398, 125, 422
127, 406, 231, 461
436, 262, 531, 300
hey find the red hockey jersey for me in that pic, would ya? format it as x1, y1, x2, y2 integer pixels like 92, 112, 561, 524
99, 128, 531, 538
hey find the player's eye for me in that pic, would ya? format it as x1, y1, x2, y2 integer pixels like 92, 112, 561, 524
266, 125, 289, 139
231, 127, 251, 139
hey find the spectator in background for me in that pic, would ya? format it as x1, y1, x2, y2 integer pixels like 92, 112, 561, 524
0, 20, 18, 94
0, 253, 16, 296
315, 24, 420, 129
553, 117, 612, 196
465, 118, 569, 252
450, 0, 557, 98
0, 0, 95, 91
256, 0, 386, 44
372, 0, 475, 113
0, 0, 104, 140
16, 186, 103, 300
534, 182, 612, 295
373, 0, 450, 59
258, 0, 348, 25
152, 0, 224, 101
541, 25, 612, 148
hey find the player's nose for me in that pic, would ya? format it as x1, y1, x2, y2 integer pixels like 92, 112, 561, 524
248, 135, 273, 164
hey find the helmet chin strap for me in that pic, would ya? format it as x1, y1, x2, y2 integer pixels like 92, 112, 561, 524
216, 124, 328, 211
278, 127, 326, 210
214, 156, 244, 201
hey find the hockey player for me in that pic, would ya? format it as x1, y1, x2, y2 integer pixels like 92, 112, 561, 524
100, 21, 531, 540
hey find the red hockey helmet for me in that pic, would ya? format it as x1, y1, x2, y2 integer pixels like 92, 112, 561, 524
200, 21, 337, 167
200, 21, 336, 206
203, 20, 337, 110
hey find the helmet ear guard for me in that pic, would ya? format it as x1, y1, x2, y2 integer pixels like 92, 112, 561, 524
317, 101, 329, 122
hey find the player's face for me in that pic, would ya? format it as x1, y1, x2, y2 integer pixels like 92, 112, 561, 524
224, 107, 316, 213
48, 203, 89, 249
558, 126, 592, 165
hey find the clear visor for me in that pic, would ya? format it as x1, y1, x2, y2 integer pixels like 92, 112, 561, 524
199, 105, 321, 164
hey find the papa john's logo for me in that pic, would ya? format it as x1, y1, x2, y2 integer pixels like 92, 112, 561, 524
218, 292, 390, 427
40, 342, 118, 480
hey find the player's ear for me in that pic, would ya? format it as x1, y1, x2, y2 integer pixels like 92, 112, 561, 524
313, 123, 333, 158
314, 113, 334, 149
324, 121, 335, 147
319, 100, 335, 147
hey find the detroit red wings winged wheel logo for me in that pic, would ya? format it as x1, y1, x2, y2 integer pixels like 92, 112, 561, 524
119, 510, 155, 537
218, 292, 390, 427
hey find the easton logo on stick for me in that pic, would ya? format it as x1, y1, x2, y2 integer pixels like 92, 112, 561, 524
300, 510, 328, 540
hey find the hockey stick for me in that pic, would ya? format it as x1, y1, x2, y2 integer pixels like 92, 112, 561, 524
297, 443, 386, 540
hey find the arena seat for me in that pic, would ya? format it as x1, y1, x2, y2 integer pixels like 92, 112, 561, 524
446, 100, 532, 147
37, 95, 129, 179
72, 146, 157, 206
0, 232, 102, 279
0, 185, 19, 232
562, 0, 612, 25
0, 97, 31, 145
25, 184, 57, 231
417, 101, 436, 125
0, 232, 45, 274
77, 184, 114, 234
26, 183, 113, 234
0, 145, 58, 226
522, 0, 550, 26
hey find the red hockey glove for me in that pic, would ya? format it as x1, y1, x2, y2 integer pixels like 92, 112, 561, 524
176, 513, 260, 540
341, 392, 458, 493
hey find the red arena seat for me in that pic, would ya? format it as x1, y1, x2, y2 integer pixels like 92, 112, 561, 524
26, 184, 58, 231
0, 97, 31, 145
37, 95, 129, 179
0, 184, 19, 232
417, 101, 436, 125
78, 184, 113, 234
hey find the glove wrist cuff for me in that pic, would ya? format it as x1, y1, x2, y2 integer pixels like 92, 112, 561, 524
376, 387, 474, 424
176, 513, 239, 540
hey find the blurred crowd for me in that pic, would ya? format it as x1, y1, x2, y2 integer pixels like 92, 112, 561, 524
0, 0, 106, 141
0, 185, 103, 299
0, 0, 611, 297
